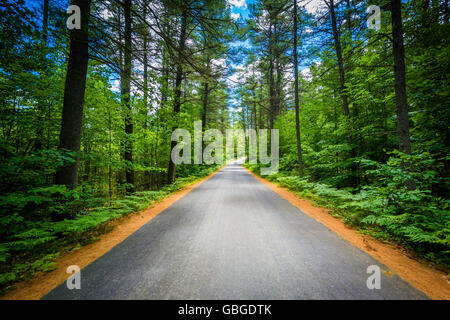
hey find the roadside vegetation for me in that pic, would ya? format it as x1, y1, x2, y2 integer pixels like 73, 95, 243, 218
245, 156, 449, 269
0, 0, 231, 294
0, 160, 219, 294
237, 0, 449, 270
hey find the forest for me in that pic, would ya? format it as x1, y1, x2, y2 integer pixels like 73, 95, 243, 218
0, 0, 448, 294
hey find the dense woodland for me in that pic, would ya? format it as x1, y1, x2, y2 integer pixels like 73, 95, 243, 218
0, 0, 449, 292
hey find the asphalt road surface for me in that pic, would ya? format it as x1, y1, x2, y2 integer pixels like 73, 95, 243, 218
44, 161, 427, 300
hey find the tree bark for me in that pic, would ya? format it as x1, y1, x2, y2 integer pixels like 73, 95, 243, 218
346, 0, 352, 44
122, 0, 134, 194
268, 23, 276, 129
167, 10, 188, 184
391, 0, 412, 156
201, 40, 210, 133
293, 0, 303, 177
329, 0, 349, 116
274, 20, 282, 119
42, 0, 49, 46
202, 82, 209, 130
55, 0, 91, 189
34, 0, 50, 152
143, 28, 148, 129
445, 0, 449, 24
328, 0, 359, 187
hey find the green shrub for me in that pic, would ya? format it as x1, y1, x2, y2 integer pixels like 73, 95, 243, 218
0, 163, 220, 293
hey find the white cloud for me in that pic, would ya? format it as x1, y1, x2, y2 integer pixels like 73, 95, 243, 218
303, 0, 326, 15
301, 68, 313, 81
100, 9, 113, 20
230, 12, 241, 21
211, 58, 228, 73
111, 79, 120, 93
227, 69, 242, 88
227, 0, 247, 9
244, 60, 261, 77
186, 38, 195, 47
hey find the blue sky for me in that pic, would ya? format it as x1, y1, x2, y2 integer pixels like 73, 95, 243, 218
228, 0, 254, 21
225, 0, 255, 112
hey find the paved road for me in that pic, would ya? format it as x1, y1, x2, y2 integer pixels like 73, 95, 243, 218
44, 162, 427, 300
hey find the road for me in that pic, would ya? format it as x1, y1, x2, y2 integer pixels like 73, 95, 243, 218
44, 162, 427, 300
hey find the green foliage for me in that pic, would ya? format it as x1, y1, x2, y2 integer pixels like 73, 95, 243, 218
0, 164, 219, 293
0, 0, 229, 294
0, 149, 76, 193
0, 253, 59, 287
240, 0, 450, 269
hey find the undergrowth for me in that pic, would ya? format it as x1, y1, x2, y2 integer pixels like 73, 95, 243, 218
245, 152, 450, 270
0, 164, 220, 295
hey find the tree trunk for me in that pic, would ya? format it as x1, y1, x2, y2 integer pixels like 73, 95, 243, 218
167, 10, 188, 184
391, 0, 412, 156
143, 32, 148, 129
123, 0, 134, 194
293, 0, 303, 177
274, 20, 282, 119
445, 0, 449, 24
55, 0, 91, 189
346, 0, 352, 45
34, 0, 50, 152
202, 82, 209, 129
42, 0, 49, 46
259, 79, 264, 130
329, 0, 358, 187
108, 109, 113, 202
252, 84, 257, 131
329, 0, 349, 116
265, 19, 276, 130
201, 39, 210, 134
142, 0, 151, 189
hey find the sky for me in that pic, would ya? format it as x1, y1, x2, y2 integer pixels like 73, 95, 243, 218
227, 0, 325, 19
225, 0, 324, 112
225, 0, 256, 112
227, 0, 253, 21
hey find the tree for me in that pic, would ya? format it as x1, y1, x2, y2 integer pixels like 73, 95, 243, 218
122, 0, 135, 194
326, 0, 350, 117
55, 0, 92, 189
391, 0, 412, 156
293, 0, 303, 177
325, 0, 358, 187
167, 6, 189, 184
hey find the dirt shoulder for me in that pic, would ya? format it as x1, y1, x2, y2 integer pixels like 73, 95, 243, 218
243, 166, 450, 300
1, 166, 225, 300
